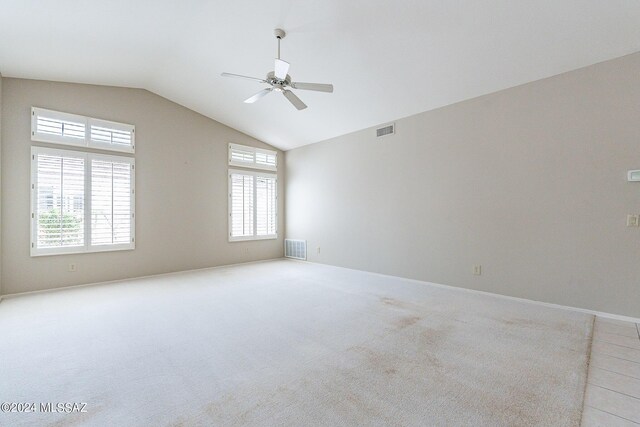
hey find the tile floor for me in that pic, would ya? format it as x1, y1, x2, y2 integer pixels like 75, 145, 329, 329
582, 317, 640, 426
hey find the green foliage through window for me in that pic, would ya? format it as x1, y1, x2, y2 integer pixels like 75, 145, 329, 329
38, 209, 83, 246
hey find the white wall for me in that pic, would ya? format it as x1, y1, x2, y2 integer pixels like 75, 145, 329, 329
0, 73, 3, 296
286, 53, 640, 318
1, 78, 284, 295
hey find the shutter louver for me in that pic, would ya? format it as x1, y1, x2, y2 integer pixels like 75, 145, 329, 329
36, 153, 85, 249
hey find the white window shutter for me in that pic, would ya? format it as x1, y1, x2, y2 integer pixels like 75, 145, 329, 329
229, 145, 255, 165
230, 173, 254, 238
229, 169, 277, 241
256, 176, 277, 236
89, 118, 135, 153
229, 143, 277, 171
32, 108, 87, 146
34, 152, 85, 250
32, 107, 135, 153
112, 162, 133, 244
91, 159, 133, 246
255, 151, 277, 169
31, 146, 135, 256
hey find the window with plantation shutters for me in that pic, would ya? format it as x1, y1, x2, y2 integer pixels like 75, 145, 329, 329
31, 146, 135, 256
229, 170, 277, 241
229, 143, 277, 171
32, 107, 135, 153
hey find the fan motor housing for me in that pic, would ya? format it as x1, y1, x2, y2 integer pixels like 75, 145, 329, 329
266, 71, 291, 87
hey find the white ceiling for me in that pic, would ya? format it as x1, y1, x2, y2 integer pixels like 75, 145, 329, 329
1, 1, 640, 150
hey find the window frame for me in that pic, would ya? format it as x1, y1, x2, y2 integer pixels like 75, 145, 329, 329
30, 146, 136, 256
228, 168, 277, 242
32, 107, 135, 154
228, 143, 277, 171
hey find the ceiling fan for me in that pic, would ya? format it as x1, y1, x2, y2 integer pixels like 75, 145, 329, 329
221, 29, 333, 110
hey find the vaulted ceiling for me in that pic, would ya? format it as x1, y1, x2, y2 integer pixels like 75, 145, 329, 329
1, 1, 640, 150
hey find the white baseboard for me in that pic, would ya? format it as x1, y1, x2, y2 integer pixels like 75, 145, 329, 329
0, 258, 282, 301
289, 259, 640, 324
2, 257, 638, 324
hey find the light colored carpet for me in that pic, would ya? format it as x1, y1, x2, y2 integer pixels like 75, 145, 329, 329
0, 259, 592, 426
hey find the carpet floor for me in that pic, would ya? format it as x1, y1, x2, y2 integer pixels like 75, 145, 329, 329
0, 259, 593, 426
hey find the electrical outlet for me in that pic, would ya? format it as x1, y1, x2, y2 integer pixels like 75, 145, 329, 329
627, 214, 639, 227
473, 265, 482, 276
68, 263, 77, 272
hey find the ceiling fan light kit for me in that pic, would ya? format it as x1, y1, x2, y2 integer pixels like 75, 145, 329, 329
221, 28, 334, 110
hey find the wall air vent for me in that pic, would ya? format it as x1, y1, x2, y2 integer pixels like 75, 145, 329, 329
285, 239, 307, 260
376, 123, 395, 138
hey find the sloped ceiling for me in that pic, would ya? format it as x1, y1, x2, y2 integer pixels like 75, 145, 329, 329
1, 0, 640, 150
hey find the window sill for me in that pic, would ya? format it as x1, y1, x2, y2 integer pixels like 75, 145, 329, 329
30, 244, 135, 257
229, 235, 278, 243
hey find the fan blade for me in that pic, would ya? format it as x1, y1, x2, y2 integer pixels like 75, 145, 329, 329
221, 72, 266, 83
244, 88, 273, 104
274, 59, 290, 80
291, 82, 334, 93
283, 90, 307, 110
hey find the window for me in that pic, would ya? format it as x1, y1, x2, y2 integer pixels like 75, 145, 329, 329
228, 143, 278, 241
229, 169, 277, 241
32, 107, 135, 153
31, 146, 135, 256
229, 143, 277, 171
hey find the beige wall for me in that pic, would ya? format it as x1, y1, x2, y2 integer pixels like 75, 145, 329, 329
286, 53, 640, 318
1, 78, 284, 295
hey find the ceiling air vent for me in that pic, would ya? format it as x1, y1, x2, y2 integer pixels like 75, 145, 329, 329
376, 123, 395, 138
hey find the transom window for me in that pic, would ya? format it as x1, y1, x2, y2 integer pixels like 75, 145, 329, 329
228, 143, 277, 171
32, 107, 135, 153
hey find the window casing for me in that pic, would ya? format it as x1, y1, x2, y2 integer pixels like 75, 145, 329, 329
31, 146, 135, 256
228, 169, 277, 241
